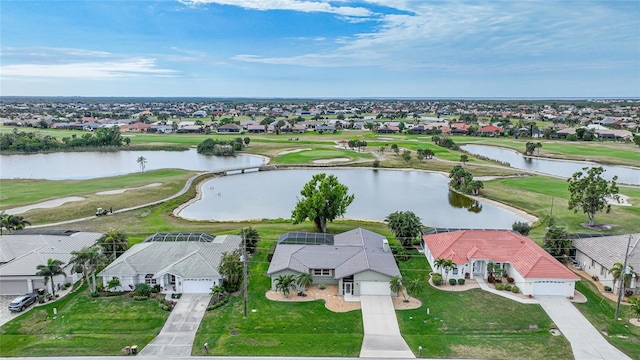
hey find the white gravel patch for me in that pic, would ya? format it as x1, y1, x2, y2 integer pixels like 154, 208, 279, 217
312, 158, 351, 164
276, 148, 311, 156
96, 182, 162, 195
4, 197, 85, 215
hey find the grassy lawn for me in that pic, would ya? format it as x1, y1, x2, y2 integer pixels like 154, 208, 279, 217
396, 251, 573, 359
481, 176, 640, 240
0, 285, 169, 357
573, 279, 640, 358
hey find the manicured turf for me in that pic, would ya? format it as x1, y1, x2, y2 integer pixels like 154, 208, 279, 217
0, 285, 169, 357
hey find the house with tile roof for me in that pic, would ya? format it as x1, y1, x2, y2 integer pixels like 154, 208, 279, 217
99, 233, 241, 294
422, 230, 579, 296
572, 233, 639, 294
0, 230, 103, 295
267, 228, 400, 296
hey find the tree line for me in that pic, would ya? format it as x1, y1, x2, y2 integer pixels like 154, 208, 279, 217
0, 127, 126, 153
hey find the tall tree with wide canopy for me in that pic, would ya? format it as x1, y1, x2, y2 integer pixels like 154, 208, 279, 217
385, 211, 422, 247
291, 173, 355, 233
36, 258, 66, 297
567, 166, 619, 226
69, 246, 106, 293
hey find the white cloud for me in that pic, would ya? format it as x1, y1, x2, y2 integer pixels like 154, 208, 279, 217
180, 0, 373, 17
1, 58, 177, 79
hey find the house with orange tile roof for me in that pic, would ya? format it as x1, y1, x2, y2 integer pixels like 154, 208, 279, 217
422, 230, 579, 297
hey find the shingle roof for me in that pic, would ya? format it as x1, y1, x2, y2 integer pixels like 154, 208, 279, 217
423, 230, 579, 280
0, 231, 103, 276
267, 228, 400, 278
572, 233, 640, 271
99, 234, 241, 279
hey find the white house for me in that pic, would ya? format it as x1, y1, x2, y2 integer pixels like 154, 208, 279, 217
98, 233, 241, 294
0, 230, 103, 295
422, 230, 579, 297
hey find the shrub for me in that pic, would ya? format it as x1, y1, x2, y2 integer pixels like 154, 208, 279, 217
512, 221, 531, 235
152, 284, 162, 293
511, 286, 520, 293
90, 291, 100, 298
504, 284, 512, 291
64, 282, 72, 288
494, 278, 502, 284
625, 290, 634, 297
318, 283, 326, 290
487, 275, 495, 283
604, 286, 612, 292
449, 278, 457, 285
104, 291, 124, 297
457, 278, 465, 285
372, 160, 380, 168
392, 246, 411, 262
494, 283, 504, 290
133, 295, 148, 301
432, 273, 443, 286
507, 277, 514, 283
134, 283, 152, 297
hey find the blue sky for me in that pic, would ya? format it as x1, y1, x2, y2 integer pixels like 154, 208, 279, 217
1, 0, 639, 98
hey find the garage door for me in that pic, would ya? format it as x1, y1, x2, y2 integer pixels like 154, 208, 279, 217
533, 281, 565, 296
0, 280, 28, 296
360, 281, 391, 296
182, 278, 215, 293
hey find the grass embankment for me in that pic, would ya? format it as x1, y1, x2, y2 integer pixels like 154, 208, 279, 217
453, 136, 640, 167
0, 284, 169, 357
481, 176, 640, 240
0, 169, 197, 225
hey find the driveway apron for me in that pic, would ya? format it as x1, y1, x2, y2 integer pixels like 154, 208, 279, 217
537, 296, 631, 360
359, 295, 415, 358
139, 294, 210, 357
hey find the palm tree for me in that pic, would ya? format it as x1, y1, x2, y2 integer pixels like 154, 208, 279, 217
69, 246, 106, 293
8, 215, 31, 231
137, 156, 147, 173
443, 259, 455, 283
0, 211, 9, 235
210, 285, 225, 302
405, 277, 424, 299
99, 229, 129, 259
296, 272, 313, 292
389, 275, 408, 302
434, 258, 447, 276
609, 262, 636, 293
630, 297, 640, 321
36, 258, 66, 297
275, 274, 296, 298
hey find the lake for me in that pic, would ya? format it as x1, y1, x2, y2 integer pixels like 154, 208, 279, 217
0, 149, 265, 180
177, 168, 528, 228
460, 144, 640, 185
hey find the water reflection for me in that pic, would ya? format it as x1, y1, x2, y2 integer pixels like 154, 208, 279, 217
448, 191, 483, 213
460, 144, 640, 185
178, 168, 526, 228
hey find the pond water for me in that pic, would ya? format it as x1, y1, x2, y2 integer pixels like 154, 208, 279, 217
178, 168, 527, 228
460, 144, 640, 185
0, 149, 265, 180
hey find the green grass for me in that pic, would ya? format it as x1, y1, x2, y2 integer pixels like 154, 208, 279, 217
272, 147, 374, 164
0, 285, 169, 357
396, 251, 573, 359
573, 279, 640, 358
481, 176, 640, 240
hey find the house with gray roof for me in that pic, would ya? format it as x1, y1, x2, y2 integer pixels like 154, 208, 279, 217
572, 233, 639, 294
98, 233, 241, 294
0, 230, 103, 295
267, 228, 400, 296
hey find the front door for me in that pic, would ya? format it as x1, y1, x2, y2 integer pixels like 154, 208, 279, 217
344, 282, 353, 295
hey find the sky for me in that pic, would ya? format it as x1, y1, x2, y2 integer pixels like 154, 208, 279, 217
1, 0, 639, 98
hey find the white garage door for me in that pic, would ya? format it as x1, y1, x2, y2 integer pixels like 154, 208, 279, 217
182, 278, 215, 293
360, 281, 391, 296
533, 281, 565, 296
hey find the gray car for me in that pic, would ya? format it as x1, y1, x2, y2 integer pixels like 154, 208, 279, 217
8, 293, 37, 312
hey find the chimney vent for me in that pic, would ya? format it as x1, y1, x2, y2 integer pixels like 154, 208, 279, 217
382, 239, 390, 253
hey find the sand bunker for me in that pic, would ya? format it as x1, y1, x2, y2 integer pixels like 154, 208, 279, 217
277, 148, 311, 156
312, 158, 351, 164
4, 197, 86, 215
607, 194, 632, 207
96, 183, 162, 195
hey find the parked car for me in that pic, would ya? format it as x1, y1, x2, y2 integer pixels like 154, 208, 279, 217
8, 293, 38, 312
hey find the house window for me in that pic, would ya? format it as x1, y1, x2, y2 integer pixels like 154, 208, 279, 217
452, 267, 459, 275
170, 275, 176, 285
600, 265, 606, 276
312, 269, 331, 276
591, 259, 595, 267
145, 274, 157, 285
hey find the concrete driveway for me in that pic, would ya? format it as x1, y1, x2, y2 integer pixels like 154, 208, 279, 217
537, 296, 631, 360
359, 295, 414, 358
0, 295, 25, 326
139, 293, 210, 357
